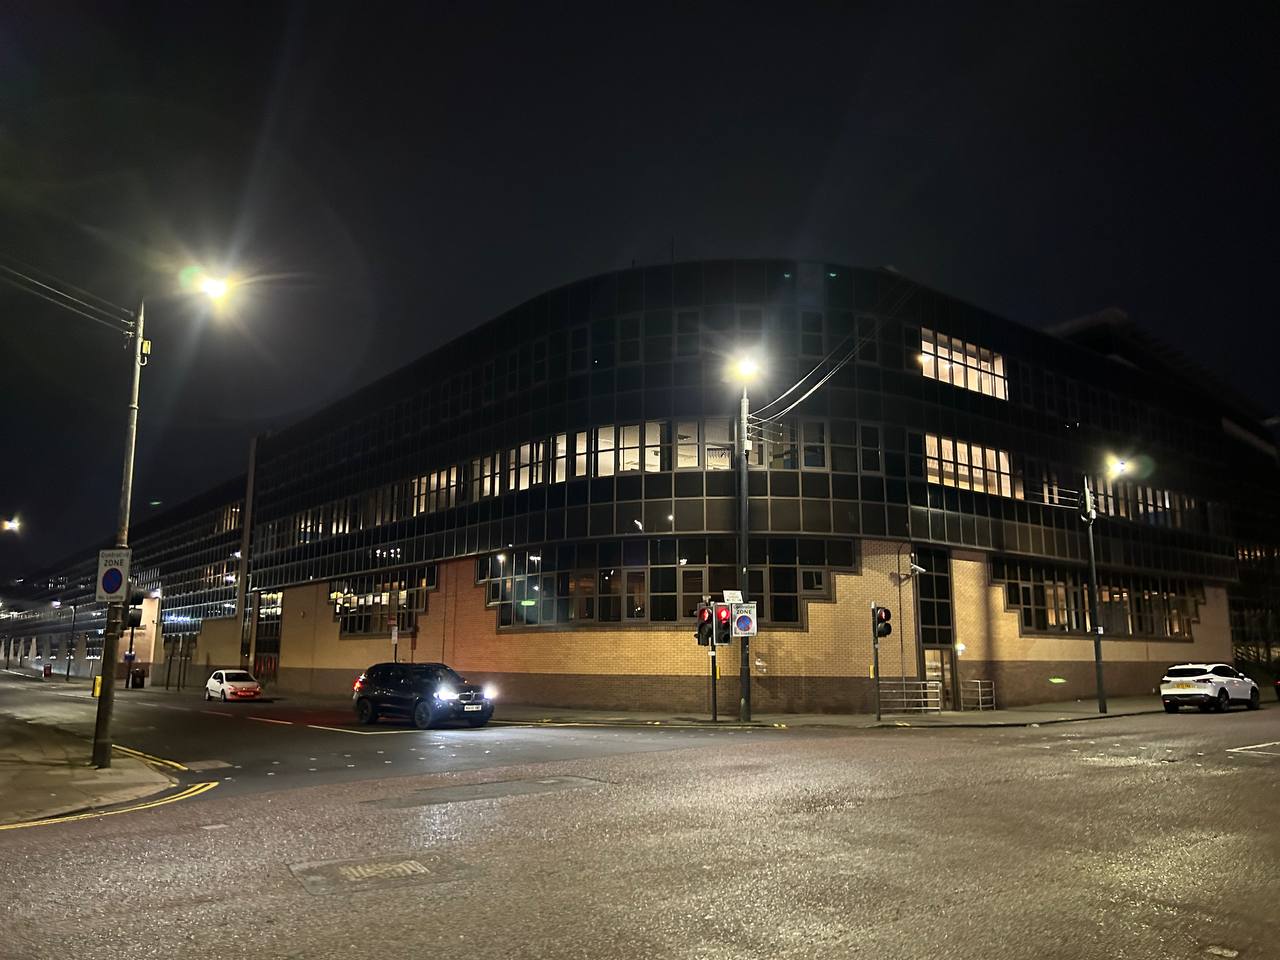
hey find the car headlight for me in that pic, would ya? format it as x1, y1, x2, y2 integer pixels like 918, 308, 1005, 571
483, 684, 498, 700
436, 686, 458, 700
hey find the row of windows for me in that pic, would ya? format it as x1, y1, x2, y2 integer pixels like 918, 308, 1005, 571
329, 565, 437, 635
920, 328, 1008, 399
990, 557, 1201, 639
474, 538, 857, 628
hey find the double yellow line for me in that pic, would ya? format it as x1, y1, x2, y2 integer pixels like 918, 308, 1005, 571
0, 743, 217, 832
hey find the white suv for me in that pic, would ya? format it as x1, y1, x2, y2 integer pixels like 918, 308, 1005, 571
1160, 663, 1260, 713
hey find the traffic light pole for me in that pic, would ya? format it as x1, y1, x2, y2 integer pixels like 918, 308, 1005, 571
709, 643, 718, 723
872, 605, 882, 722
92, 298, 144, 768
737, 385, 751, 722
1082, 476, 1108, 715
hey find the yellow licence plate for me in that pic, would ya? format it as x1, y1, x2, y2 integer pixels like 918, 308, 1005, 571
1173, 683, 1196, 689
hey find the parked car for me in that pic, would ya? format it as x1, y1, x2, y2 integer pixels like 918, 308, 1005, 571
1159, 663, 1260, 713
204, 669, 262, 701
352, 662, 496, 729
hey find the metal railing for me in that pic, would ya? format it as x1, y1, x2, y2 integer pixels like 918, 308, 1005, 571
878, 679, 943, 714
961, 679, 996, 711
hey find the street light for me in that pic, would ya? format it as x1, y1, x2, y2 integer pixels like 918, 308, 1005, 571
1080, 452, 1137, 717
731, 354, 762, 722
91, 271, 235, 767
1, 517, 20, 533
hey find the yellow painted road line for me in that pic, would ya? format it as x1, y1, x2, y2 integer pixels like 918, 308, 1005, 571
0, 781, 219, 832
113, 744, 190, 772
248, 716, 292, 725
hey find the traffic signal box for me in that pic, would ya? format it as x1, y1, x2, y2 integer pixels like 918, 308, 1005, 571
695, 603, 714, 645
873, 604, 892, 639
126, 589, 145, 630
713, 602, 733, 645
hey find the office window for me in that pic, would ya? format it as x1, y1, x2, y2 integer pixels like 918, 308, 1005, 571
705, 420, 733, 470
676, 421, 699, 468
802, 421, 826, 469
574, 431, 589, 478
920, 328, 1008, 399
925, 434, 1021, 498
596, 425, 616, 477
644, 421, 669, 472
554, 434, 569, 483
768, 421, 798, 470
619, 425, 642, 472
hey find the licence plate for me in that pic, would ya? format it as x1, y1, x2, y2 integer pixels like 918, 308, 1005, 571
1173, 683, 1195, 690
463, 704, 482, 712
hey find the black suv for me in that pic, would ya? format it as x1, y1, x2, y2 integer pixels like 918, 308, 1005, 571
352, 662, 495, 729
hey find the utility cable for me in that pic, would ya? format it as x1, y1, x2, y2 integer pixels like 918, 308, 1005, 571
0, 273, 133, 337
0, 255, 135, 320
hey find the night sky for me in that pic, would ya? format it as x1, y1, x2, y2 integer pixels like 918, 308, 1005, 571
1, 1, 1277, 580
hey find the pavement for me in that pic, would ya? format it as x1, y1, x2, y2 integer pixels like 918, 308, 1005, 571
0, 715, 174, 827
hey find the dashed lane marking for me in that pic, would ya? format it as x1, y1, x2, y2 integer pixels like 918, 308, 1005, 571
248, 716, 292, 726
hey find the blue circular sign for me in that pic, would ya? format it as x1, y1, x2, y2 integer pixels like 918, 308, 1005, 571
101, 568, 123, 595
736, 614, 753, 632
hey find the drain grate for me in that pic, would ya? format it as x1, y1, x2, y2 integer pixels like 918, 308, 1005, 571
363, 775, 605, 809
289, 854, 465, 895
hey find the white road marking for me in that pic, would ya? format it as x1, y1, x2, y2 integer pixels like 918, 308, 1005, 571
1225, 740, 1280, 756
248, 716, 292, 725
200, 710, 230, 717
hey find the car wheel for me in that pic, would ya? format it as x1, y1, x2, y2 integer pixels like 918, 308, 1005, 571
1247, 689, 1260, 711
203, 688, 211, 701
1215, 689, 1229, 713
355, 698, 377, 725
412, 701, 435, 730
1163, 703, 1178, 713
220, 690, 227, 702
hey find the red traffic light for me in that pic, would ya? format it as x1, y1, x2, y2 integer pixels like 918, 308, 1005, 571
698, 606, 712, 623
875, 607, 892, 622
716, 605, 732, 622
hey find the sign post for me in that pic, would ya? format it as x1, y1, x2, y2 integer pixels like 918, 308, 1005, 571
391, 625, 399, 663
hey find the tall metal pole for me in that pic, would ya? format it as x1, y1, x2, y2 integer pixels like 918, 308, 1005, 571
92, 299, 144, 768
1082, 475, 1107, 715
737, 385, 751, 722
66, 604, 76, 681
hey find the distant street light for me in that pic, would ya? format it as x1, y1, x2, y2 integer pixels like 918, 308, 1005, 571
1, 517, 19, 533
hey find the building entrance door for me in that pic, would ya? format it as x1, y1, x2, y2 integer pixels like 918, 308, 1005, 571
922, 647, 957, 710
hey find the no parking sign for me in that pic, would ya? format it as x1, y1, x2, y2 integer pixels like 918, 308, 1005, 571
96, 549, 132, 602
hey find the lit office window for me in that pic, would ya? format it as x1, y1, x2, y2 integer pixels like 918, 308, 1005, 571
596, 425, 616, 477
553, 434, 569, 483
644, 421, 669, 472
619, 425, 642, 472
705, 420, 733, 470
676, 421, 699, 468
921, 328, 1008, 399
925, 434, 1022, 498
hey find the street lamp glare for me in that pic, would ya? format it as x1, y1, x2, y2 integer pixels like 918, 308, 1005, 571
734, 357, 760, 380
1106, 456, 1129, 478
1, 517, 19, 533
199, 276, 230, 301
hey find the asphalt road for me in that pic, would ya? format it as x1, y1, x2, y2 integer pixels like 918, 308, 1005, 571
1, 675, 1277, 960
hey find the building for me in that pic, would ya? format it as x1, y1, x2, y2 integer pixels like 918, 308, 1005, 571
4, 260, 1278, 711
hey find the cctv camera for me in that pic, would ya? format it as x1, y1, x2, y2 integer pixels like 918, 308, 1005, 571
909, 563, 927, 575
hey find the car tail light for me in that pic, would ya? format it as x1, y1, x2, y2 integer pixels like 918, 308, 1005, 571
353, 676, 364, 691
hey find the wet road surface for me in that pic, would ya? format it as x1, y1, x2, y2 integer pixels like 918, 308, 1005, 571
1, 676, 1277, 959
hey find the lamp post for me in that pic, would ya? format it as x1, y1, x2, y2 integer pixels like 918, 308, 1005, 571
733, 356, 759, 722
1081, 457, 1126, 716
91, 276, 232, 767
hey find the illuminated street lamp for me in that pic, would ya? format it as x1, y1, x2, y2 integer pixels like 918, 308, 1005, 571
1081, 452, 1138, 716
91, 271, 235, 767
1, 517, 20, 533
731, 354, 762, 722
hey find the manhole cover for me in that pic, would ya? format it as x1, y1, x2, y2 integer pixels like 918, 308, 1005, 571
289, 854, 465, 895
364, 775, 604, 809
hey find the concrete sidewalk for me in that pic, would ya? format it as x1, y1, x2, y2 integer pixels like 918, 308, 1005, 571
0, 718, 175, 827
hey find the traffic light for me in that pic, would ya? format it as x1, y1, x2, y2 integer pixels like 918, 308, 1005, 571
695, 602, 713, 646
873, 605, 892, 639
126, 589, 145, 630
714, 602, 733, 645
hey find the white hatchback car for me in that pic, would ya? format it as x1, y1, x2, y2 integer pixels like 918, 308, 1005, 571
1160, 663, 1260, 713
204, 669, 262, 702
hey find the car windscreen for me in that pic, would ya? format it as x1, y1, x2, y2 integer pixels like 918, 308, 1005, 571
224, 672, 255, 682
409, 665, 464, 685
1166, 666, 1209, 678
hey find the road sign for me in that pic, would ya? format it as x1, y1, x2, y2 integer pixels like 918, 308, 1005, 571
731, 601, 757, 637
96, 549, 132, 602
722, 589, 743, 603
